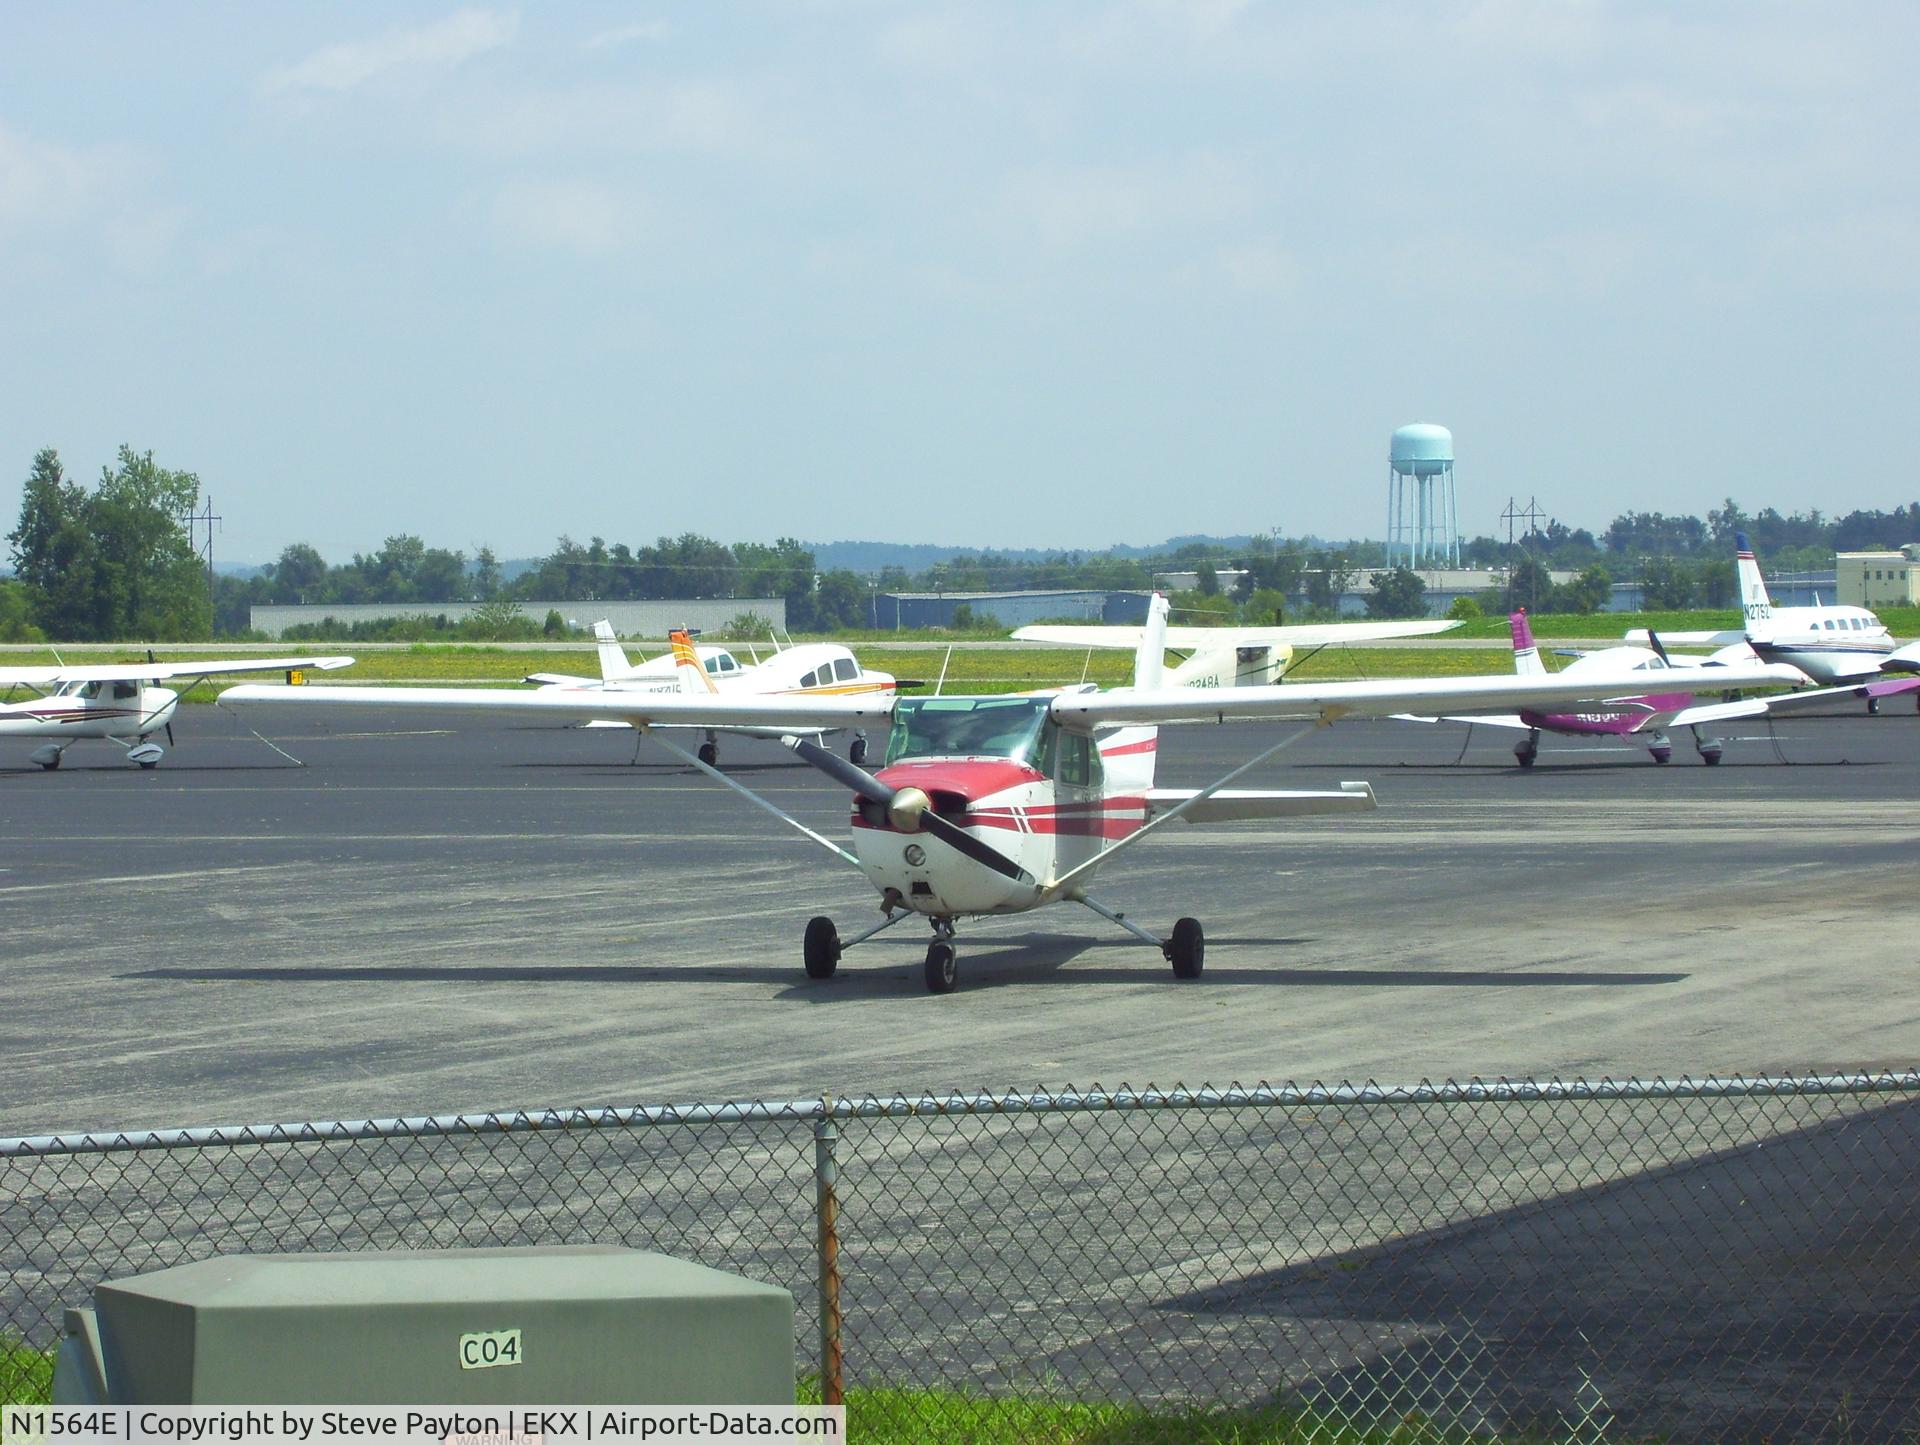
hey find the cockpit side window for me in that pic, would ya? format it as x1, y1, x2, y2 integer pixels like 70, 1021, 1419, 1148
833, 657, 858, 682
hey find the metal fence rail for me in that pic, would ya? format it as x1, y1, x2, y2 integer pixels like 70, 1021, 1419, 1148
5, 1074, 1918, 1442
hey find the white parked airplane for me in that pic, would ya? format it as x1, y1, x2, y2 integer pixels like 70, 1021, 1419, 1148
220, 596, 1804, 991
525, 621, 899, 764
1626, 532, 1920, 697
1013, 617, 1460, 689
0, 653, 353, 769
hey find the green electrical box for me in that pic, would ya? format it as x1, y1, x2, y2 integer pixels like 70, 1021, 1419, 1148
53, 1245, 794, 1405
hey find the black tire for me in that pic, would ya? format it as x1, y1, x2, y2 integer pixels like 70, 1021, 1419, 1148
924, 941, 957, 994
1867, 697, 1881, 716
1515, 748, 1536, 770
137, 759, 159, 770
1701, 750, 1723, 766
849, 736, 869, 766
1167, 917, 1204, 980
39, 756, 60, 771
697, 741, 718, 767
803, 916, 840, 979
1651, 749, 1672, 765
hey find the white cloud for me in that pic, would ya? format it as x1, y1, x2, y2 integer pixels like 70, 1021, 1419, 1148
586, 21, 673, 51
0, 122, 134, 231
1215, 240, 1300, 295
446, 79, 780, 161
1000, 154, 1250, 251
489, 177, 646, 256
261, 10, 518, 95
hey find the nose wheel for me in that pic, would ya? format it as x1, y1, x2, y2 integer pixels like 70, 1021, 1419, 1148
924, 940, 957, 993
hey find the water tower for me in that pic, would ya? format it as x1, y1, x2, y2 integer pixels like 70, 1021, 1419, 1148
1387, 423, 1459, 568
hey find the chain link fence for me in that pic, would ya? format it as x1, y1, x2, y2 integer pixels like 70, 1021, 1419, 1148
4, 1074, 1917, 1441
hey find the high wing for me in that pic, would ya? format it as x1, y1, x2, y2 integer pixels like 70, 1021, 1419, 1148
0, 656, 354, 687
1047, 660, 1808, 728
1667, 676, 1920, 727
219, 683, 894, 731
1013, 620, 1460, 649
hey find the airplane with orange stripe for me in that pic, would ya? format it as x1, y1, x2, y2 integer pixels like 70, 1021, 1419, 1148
222, 596, 1805, 992
526, 619, 899, 765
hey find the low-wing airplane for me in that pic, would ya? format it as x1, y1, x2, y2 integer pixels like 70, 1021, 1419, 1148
1404, 611, 1918, 767
1625, 533, 1920, 697
526, 620, 899, 764
1, 653, 353, 769
1012, 617, 1460, 689
220, 595, 1804, 991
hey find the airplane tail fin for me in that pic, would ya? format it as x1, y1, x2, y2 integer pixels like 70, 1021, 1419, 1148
669, 628, 719, 695
1133, 594, 1169, 691
1735, 532, 1773, 626
594, 621, 631, 681
1508, 611, 1547, 676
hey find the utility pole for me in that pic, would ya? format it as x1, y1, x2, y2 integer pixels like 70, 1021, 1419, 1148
1500, 495, 1545, 613
183, 495, 223, 614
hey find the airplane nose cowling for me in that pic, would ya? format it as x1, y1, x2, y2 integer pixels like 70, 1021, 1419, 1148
850, 761, 1045, 916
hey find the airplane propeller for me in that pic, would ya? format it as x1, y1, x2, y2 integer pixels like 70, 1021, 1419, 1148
786, 737, 1031, 882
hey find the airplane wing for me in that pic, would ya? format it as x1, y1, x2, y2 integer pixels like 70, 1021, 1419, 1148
1146, 781, 1376, 823
1669, 676, 1920, 727
219, 684, 894, 730
1047, 659, 1808, 728
1013, 620, 1460, 649
0, 655, 354, 686
524, 672, 595, 685
1394, 713, 1533, 730
1623, 628, 1746, 646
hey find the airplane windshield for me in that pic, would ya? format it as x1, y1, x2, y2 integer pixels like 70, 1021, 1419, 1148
886, 697, 1051, 766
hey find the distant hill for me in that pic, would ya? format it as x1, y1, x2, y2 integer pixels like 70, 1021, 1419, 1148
806, 535, 1275, 572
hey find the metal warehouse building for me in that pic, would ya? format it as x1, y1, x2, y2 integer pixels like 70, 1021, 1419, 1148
873, 590, 1154, 630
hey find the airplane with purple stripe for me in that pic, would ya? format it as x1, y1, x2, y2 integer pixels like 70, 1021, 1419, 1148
1402, 611, 1920, 767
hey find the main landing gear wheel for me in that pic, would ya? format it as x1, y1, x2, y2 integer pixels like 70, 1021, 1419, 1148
924, 940, 957, 994
39, 755, 61, 771
803, 916, 841, 980
697, 741, 719, 767
1701, 747, 1723, 766
1650, 748, 1673, 765
1165, 917, 1204, 980
1515, 741, 1537, 769
849, 735, 869, 766
1868, 696, 1881, 716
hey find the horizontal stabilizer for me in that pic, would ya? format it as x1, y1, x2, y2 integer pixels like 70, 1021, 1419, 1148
526, 672, 594, 685
1146, 780, 1376, 823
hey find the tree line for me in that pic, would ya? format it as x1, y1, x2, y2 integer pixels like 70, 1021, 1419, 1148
7, 444, 1917, 641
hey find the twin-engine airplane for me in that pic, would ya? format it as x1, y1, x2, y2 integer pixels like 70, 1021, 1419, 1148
1625, 532, 1920, 696
1402, 611, 1919, 767
220, 598, 1805, 991
1, 654, 353, 769
526, 620, 897, 764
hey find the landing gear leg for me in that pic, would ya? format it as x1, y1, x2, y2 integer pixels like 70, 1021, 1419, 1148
1692, 727, 1723, 766
1074, 895, 1205, 982
1515, 731, 1539, 769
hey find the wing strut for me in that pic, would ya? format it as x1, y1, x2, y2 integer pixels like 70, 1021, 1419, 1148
1044, 712, 1341, 896
649, 731, 864, 871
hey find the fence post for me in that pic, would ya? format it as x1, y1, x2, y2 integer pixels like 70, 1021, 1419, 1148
813, 1102, 844, 1407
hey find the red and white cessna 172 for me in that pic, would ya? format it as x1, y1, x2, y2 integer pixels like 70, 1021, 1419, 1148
1, 653, 353, 769
220, 598, 1803, 991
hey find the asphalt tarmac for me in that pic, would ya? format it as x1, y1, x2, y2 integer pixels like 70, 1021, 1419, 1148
4, 702, 1917, 1435
4, 701, 1916, 1135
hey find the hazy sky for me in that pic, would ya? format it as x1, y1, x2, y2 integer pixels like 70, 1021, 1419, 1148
3, 3, 1916, 563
